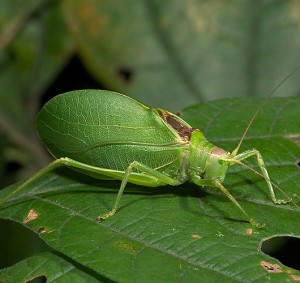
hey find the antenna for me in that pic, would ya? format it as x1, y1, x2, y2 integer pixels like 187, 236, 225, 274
231, 66, 300, 157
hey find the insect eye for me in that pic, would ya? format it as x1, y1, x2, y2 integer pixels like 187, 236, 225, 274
212, 147, 227, 156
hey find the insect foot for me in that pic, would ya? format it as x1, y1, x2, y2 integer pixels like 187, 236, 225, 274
273, 198, 292, 205
250, 218, 266, 229
97, 208, 117, 221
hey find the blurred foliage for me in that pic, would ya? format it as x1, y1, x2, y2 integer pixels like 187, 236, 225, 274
0, 0, 300, 282
1, 0, 300, 187
63, 0, 300, 107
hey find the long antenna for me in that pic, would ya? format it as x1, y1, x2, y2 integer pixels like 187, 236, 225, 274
231, 66, 300, 157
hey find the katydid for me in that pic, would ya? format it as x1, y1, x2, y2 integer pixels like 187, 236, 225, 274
0, 90, 293, 227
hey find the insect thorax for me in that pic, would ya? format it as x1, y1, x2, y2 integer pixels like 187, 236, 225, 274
188, 130, 229, 183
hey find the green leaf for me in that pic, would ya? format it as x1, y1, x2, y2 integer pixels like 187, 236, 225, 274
63, 0, 300, 110
0, 97, 299, 282
0, 251, 104, 282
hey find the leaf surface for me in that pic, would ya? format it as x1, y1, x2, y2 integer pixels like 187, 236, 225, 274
0, 97, 299, 282
0, 252, 103, 283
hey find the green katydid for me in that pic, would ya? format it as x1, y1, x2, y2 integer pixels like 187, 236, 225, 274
0, 87, 295, 227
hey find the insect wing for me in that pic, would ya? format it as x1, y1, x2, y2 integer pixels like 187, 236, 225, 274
37, 90, 187, 172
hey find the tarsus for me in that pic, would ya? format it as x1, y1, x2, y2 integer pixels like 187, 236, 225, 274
230, 159, 297, 207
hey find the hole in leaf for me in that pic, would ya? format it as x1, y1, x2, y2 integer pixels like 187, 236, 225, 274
28, 276, 46, 283
296, 159, 300, 168
261, 236, 300, 271
118, 67, 133, 82
0, 219, 48, 269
